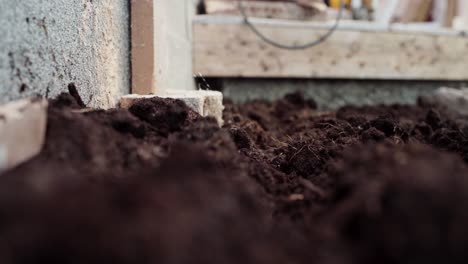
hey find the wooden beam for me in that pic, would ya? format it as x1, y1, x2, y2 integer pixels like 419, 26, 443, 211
153, 0, 196, 92
131, 0, 155, 94
193, 16, 468, 80
131, 0, 195, 94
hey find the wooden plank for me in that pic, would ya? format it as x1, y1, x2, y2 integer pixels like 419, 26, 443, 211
193, 18, 468, 80
153, 0, 196, 92
131, 0, 195, 94
0, 98, 48, 172
131, 0, 155, 94
193, 15, 464, 36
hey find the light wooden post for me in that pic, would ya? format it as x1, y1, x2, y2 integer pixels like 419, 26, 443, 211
131, 0, 155, 94
131, 0, 195, 94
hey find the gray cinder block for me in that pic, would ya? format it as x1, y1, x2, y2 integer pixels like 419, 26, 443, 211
427, 87, 468, 116
0, 0, 129, 109
120, 90, 224, 126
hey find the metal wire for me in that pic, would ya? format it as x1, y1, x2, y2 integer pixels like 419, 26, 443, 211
237, 0, 345, 50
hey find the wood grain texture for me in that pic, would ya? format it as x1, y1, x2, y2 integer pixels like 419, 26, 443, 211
193, 19, 468, 80
131, 0, 154, 94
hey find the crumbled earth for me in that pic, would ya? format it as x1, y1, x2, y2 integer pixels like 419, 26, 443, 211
2, 91, 468, 264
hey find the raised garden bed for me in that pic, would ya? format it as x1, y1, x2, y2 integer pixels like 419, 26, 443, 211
2, 92, 468, 263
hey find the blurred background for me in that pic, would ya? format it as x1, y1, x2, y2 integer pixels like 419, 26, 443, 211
192, 0, 468, 109
198, 0, 467, 28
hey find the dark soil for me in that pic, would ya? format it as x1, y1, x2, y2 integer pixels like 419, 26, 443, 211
3, 91, 468, 264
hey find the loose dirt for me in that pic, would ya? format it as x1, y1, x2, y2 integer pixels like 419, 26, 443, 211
2, 92, 468, 263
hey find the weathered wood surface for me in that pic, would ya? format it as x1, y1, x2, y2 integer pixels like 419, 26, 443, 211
193, 17, 468, 80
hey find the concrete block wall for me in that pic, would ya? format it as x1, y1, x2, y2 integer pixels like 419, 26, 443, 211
0, 0, 130, 108
220, 78, 468, 110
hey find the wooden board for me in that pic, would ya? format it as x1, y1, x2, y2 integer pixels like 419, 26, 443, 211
193, 17, 468, 80
131, 0, 196, 94
0, 98, 47, 172
131, 0, 154, 94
